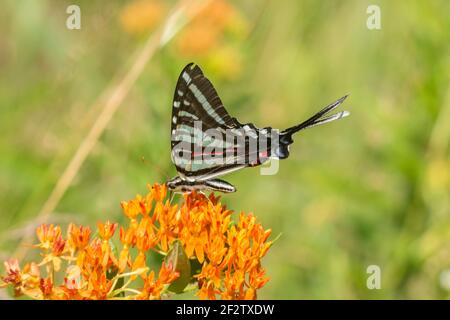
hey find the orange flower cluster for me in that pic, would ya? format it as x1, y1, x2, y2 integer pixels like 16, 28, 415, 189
176, 0, 249, 79
120, 0, 167, 35
118, 0, 248, 80
1, 183, 272, 300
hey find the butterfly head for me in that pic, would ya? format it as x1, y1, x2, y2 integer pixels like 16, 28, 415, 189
166, 176, 183, 191
166, 175, 202, 193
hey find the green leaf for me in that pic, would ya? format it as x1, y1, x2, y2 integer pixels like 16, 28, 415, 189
165, 240, 191, 293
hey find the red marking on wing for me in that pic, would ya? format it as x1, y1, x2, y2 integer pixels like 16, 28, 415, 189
259, 150, 268, 158
192, 148, 236, 157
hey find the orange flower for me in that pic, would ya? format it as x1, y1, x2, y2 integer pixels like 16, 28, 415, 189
64, 265, 81, 290
1, 259, 22, 295
1, 259, 41, 297
249, 267, 269, 290
176, 0, 247, 56
131, 251, 147, 280
85, 272, 113, 300
198, 281, 218, 300
121, 198, 142, 221
67, 224, 91, 251
118, 248, 130, 273
157, 201, 179, 252
149, 183, 167, 202
52, 235, 66, 256
39, 277, 53, 299
206, 233, 227, 266
139, 262, 179, 300
197, 263, 221, 289
119, 0, 167, 35
1, 183, 273, 300
36, 224, 62, 250
97, 221, 117, 240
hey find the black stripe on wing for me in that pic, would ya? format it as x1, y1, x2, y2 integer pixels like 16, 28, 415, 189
170, 63, 240, 137
171, 123, 276, 180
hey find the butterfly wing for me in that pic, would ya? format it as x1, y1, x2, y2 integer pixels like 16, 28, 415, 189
170, 63, 239, 135
170, 63, 268, 181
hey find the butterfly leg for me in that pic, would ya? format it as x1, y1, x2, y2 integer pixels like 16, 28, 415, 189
199, 190, 214, 206
169, 190, 176, 204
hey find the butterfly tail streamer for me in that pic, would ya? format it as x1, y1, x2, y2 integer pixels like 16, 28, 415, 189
280, 95, 350, 146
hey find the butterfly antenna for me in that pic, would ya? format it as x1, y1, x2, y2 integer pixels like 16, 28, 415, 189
141, 156, 171, 182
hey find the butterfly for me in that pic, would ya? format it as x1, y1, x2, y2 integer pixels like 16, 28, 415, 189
167, 63, 350, 193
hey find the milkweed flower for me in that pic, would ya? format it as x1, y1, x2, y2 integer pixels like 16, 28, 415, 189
1, 183, 273, 300
119, 0, 167, 36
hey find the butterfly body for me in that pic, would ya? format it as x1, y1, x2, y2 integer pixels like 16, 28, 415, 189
167, 63, 350, 193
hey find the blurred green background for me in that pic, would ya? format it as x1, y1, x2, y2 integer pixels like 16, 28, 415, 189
0, 0, 449, 299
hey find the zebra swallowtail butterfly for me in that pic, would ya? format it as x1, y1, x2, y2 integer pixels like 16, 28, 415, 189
167, 63, 350, 193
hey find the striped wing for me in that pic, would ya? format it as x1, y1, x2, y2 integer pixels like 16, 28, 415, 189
170, 63, 272, 181
170, 63, 239, 134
